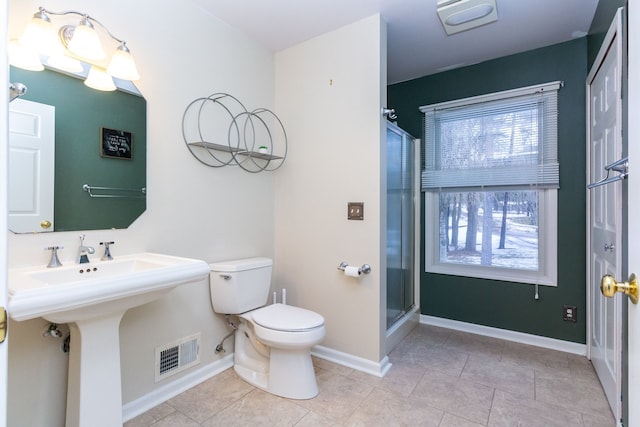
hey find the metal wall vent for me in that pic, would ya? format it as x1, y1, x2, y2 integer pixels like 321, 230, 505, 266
155, 333, 201, 382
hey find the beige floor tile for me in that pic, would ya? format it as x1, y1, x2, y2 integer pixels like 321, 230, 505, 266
347, 357, 427, 397
567, 354, 601, 382
501, 341, 571, 377
388, 335, 444, 363
144, 411, 201, 427
444, 330, 505, 360
124, 403, 176, 427
201, 388, 308, 426
313, 356, 356, 376
581, 411, 617, 427
535, 370, 613, 417
408, 324, 452, 346
345, 388, 443, 427
294, 370, 374, 423
295, 410, 343, 427
404, 345, 469, 377
410, 369, 494, 425
439, 413, 486, 427
488, 390, 583, 427
461, 355, 535, 398
127, 324, 613, 427
166, 368, 254, 423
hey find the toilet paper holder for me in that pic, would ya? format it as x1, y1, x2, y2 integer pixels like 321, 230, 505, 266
337, 262, 371, 275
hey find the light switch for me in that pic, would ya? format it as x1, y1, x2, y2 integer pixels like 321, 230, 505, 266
348, 202, 364, 220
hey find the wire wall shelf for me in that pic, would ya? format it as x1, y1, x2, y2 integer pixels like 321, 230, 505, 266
182, 93, 287, 173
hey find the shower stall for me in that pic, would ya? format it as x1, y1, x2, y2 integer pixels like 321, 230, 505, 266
386, 122, 418, 331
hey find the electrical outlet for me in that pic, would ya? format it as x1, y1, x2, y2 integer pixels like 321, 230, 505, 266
348, 202, 364, 220
563, 305, 577, 322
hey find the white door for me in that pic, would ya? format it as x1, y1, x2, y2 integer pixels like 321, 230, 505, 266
626, 3, 640, 425
8, 99, 55, 233
586, 8, 623, 421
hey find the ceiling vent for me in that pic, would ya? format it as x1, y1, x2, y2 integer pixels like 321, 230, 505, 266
436, 0, 498, 35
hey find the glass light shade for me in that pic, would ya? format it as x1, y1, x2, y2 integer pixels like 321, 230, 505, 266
8, 40, 44, 71
107, 44, 140, 81
47, 54, 83, 73
84, 66, 116, 91
18, 12, 53, 52
67, 18, 106, 60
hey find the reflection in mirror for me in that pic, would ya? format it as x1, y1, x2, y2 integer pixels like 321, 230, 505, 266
8, 66, 147, 233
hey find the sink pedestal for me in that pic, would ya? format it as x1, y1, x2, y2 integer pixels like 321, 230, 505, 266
66, 311, 127, 427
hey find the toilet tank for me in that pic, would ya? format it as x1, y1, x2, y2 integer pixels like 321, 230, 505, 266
209, 257, 273, 314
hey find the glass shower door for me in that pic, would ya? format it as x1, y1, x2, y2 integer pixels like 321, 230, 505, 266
386, 123, 415, 329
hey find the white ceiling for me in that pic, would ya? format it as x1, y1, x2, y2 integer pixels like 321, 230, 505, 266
194, 0, 599, 84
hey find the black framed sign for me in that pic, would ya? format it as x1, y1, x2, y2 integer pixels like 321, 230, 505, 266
101, 127, 132, 159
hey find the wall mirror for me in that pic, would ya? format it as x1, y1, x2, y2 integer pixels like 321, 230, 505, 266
9, 65, 147, 233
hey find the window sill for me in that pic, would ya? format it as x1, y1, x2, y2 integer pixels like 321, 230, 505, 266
425, 263, 557, 287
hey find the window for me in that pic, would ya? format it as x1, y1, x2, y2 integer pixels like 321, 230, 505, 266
420, 82, 560, 286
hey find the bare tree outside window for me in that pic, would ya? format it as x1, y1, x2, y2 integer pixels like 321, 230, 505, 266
439, 190, 538, 270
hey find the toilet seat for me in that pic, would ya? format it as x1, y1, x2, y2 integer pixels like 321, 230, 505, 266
250, 303, 324, 332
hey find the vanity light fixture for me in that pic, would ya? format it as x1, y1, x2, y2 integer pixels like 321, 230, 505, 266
9, 7, 139, 90
84, 66, 117, 92
436, 0, 498, 35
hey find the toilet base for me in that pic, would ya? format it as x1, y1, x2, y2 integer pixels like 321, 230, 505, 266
234, 346, 319, 400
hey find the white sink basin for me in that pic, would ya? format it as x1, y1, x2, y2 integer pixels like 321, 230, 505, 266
8, 252, 210, 323
8, 252, 210, 427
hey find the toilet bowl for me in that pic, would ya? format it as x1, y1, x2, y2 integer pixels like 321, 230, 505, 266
209, 258, 325, 399
235, 304, 325, 399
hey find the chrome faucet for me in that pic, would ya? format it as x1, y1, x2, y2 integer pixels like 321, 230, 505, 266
45, 246, 64, 268
100, 241, 115, 261
77, 234, 95, 264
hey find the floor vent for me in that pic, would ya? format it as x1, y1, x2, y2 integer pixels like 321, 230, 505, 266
155, 333, 201, 382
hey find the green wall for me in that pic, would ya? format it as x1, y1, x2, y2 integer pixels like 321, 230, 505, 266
10, 67, 146, 231
388, 38, 588, 342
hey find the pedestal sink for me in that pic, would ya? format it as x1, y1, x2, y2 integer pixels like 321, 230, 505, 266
8, 252, 210, 427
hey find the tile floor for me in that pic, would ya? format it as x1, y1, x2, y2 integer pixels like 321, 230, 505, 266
124, 324, 615, 426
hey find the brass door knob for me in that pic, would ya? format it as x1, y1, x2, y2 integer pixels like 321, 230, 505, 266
40, 220, 52, 229
601, 273, 638, 304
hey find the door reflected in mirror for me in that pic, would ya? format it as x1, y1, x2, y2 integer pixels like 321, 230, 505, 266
9, 66, 147, 233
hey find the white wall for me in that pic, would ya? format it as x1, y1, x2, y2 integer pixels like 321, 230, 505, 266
7, 0, 276, 424
273, 15, 387, 363
1, 0, 9, 424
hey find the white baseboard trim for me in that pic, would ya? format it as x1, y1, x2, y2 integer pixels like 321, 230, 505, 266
311, 345, 392, 378
122, 354, 234, 422
421, 315, 587, 356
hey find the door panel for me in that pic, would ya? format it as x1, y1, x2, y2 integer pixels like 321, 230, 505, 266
8, 99, 55, 233
587, 9, 623, 421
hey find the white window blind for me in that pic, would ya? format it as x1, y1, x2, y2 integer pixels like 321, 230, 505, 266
420, 81, 560, 191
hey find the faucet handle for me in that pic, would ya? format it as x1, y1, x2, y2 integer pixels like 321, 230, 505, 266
100, 241, 115, 261
45, 246, 64, 268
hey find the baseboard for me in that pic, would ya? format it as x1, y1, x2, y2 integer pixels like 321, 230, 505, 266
311, 345, 392, 378
122, 354, 234, 422
421, 315, 587, 356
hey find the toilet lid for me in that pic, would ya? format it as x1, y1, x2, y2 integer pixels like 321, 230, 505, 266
251, 304, 324, 332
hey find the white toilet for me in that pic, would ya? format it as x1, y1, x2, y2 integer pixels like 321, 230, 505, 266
209, 257, 325, 399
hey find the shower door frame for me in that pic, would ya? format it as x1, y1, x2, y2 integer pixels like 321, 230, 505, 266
386, 122, 420, 331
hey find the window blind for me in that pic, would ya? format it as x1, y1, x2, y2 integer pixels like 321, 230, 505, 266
420, 81, 560, 191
